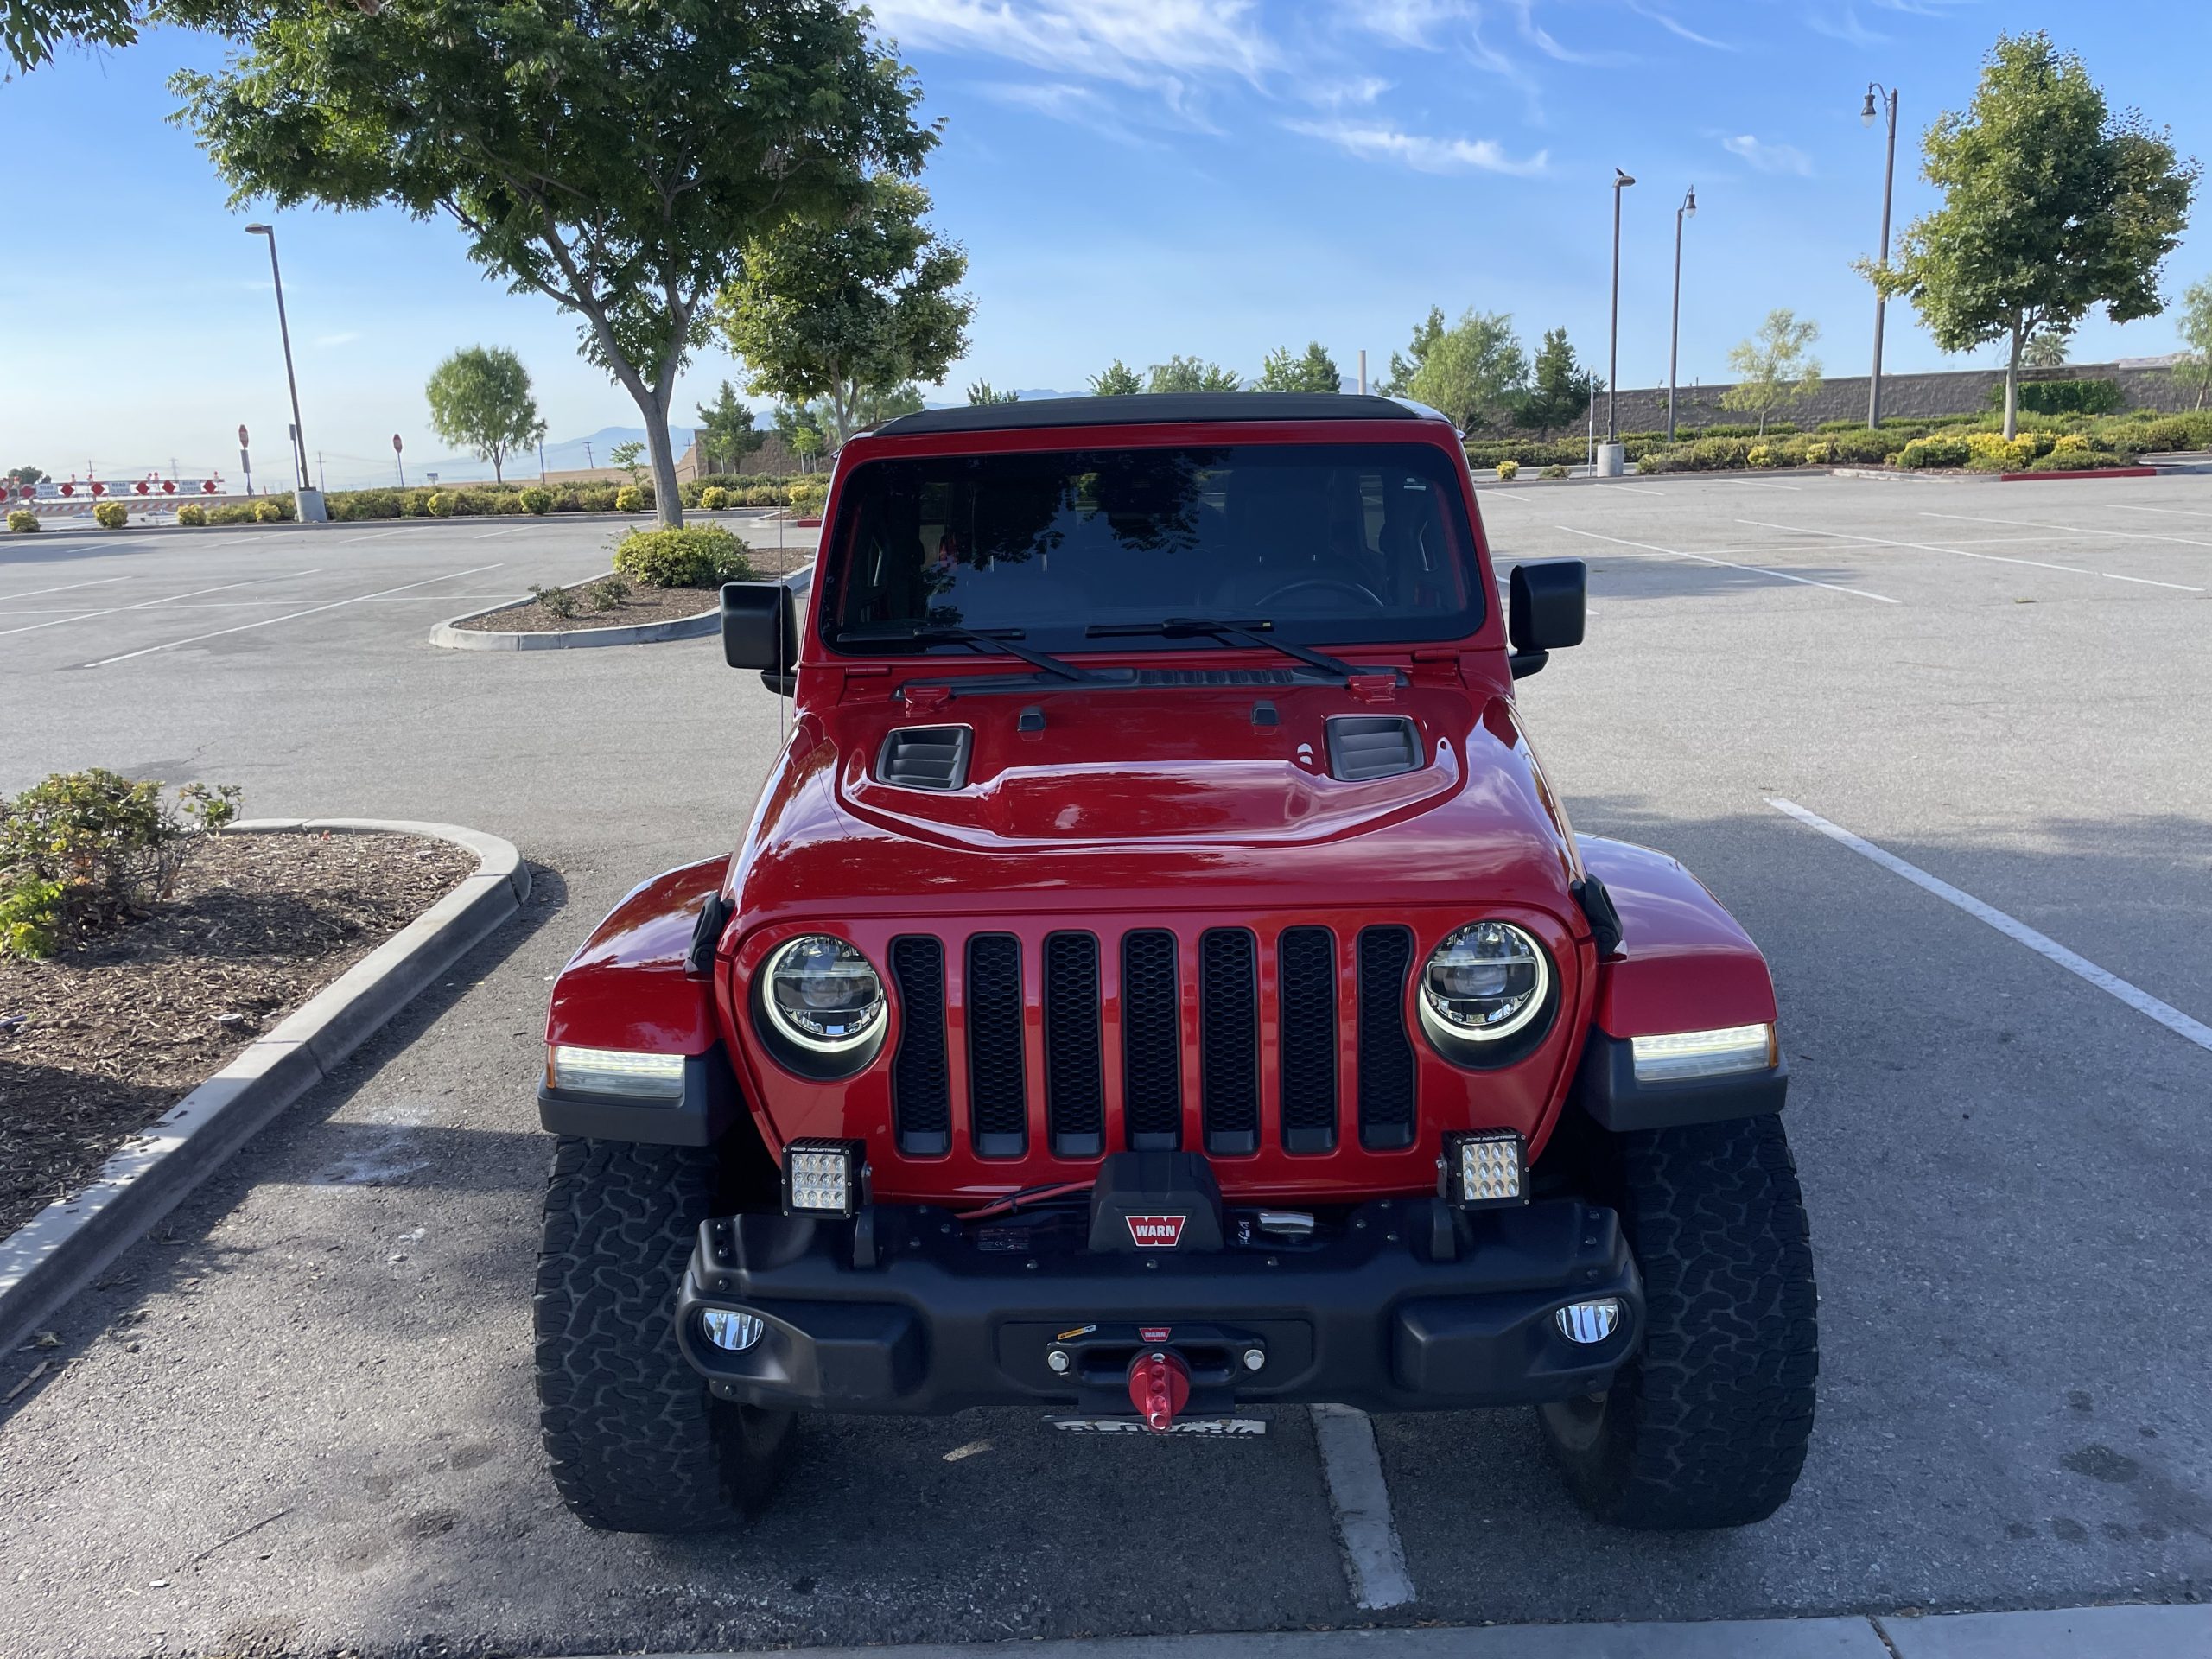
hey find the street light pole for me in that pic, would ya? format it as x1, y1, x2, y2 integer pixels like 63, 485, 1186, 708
1862, 84, 1899, 429
245, 223, 311, 493
1667, 186, 1696, 442
1608, 168, 1635, 448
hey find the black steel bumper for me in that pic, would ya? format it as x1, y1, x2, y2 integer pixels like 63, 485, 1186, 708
673, 1197, 1643, 1417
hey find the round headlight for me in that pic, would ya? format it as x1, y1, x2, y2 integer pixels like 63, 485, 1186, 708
763, 935, 885, 1052
1419, 921, 1549, 1046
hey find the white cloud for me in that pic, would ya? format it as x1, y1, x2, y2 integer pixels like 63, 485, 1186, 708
868, 0, 1274, 88
1802, 3, 1888, 47
1504, 0, 1627, 66
971, 81, 1169, 147
1300, 73, 1392, 108
314, 331, 361, 347
1287, 118, 1549, 176
1342, 0, 1468, 49
1722, 133, 1814, 176
1624, 1, 1736, 50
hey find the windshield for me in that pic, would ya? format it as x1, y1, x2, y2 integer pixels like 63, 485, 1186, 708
820, 442, 1482, 655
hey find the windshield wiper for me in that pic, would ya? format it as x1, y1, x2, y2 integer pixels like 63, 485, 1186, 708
836, 621, 1108, 683
1086, 617, 1370, 682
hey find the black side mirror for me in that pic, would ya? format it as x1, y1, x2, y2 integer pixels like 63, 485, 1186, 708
1507, 559, 1586, 680
721, 581, 799, 695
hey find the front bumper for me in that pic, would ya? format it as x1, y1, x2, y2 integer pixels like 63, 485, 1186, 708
674, 1197, 1642, 1417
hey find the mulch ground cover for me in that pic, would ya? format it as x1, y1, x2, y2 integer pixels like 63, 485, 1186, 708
450, 582, 718, 634
0, 831, 478, 1239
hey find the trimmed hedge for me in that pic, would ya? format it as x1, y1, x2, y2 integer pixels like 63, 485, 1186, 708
610, 524, 755, 588
93, 499, 128, 529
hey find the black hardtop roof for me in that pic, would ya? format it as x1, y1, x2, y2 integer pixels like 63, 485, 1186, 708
870, 391, 1433, 438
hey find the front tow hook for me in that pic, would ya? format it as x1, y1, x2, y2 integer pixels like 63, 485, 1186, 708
1127, 1349, 1192, 1432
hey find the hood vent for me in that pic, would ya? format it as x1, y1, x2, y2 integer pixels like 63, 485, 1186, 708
877, 725, 973, 791
1325, 715, 1422, 781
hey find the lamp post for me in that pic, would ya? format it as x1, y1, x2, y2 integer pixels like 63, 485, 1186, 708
1605, 169, 1636, 467
1667, 185, 1696, 442
1861, 84, 1899, 429
244, 224, 310, 493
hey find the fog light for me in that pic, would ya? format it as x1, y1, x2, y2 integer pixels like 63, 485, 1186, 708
700, 1308, 765, 1352
1440, 1129, 1527, 1209
1630, 1023, 1775, 1083
782, 1137, 864, 1217
1555, 1299, 1621, 1344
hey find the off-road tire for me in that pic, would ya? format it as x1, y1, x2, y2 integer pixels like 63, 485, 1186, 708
1539, 1114, 1817, 1529
535, 1135, 793, 1531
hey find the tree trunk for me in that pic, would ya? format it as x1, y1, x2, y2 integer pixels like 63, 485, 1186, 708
492, 451, 504, 485
2003, 325, 2023, 441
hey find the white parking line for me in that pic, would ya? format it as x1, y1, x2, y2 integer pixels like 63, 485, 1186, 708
1734, 519, 2204, 594
0, 570, 327, 640
1922, 510, 2212, 551
472, 524, 533, 538
1769, 798, 2212, 1054
1590, 482, 1668, 497
2109, 502, 2212, 523
1558, 525, 1901, 604
1310, 1405, 1415, 1610
339, 528, 415, 544
0, 606, 127, 639
82, 563, 505, 666
0, 575, 130, 602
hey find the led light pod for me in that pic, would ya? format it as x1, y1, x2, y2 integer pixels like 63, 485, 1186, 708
1441, 1128, 1528, 1209
783, 1137, 865, 1217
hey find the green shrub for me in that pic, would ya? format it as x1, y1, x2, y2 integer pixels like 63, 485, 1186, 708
1745, 443, 1777, 469
788, 478, 829, 514
252, 498, 284, 523
207, 502, 255, 525
701, 485, 731, 511
93, 499, 128, 529
519, 486, 555, 516
175, 503, 208, 527
614, 485, 645, 513
588, 575, 631, 612
578, 486, 620, 512
1540, 463, 1570, 480
7, 509, 37, 533
1992, 378, 2123, 417
1897, 435, 1973, 469
426, 491, 453, 517
1494, 460, 1520, 481
0, 770, 238, 957
527, 582, 581, 620
2029, 448, 2137, 471
611, 524, 754, 588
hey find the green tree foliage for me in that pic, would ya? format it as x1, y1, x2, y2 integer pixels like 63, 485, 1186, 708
423, 346, 543, 485
1516, 328, 1596, 438
715, 179, 972, 447
1399, 310, 1528, 432
608, 441, 645, 486
1719, 310, 1822, 435
1255, 342, 1342, 393
1867, 32, 2199, 438
852, 384, 926, 428
1378, 308, 1446, 397
694, 380, 767, 473
2021, 325, 2073, 369
2178, 276, 2212, 409
1089, 360, 1144, 396
173, 2, 933, 524
1147, 356, 1244, 393
966, 380, 1020, 404
4, 465, 47, 486
2, 0, 132, 72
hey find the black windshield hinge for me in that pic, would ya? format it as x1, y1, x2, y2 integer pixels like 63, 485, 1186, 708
686, 892, 734, 978
1573, 875, 1624, 957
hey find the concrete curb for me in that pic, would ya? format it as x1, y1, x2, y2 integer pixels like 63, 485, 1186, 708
429, 584, 718, 652
575, 1602, 2212, 1659
1830, 467, 1940, 481
0, 819, 528, 1354
1998, 466, 2158, 481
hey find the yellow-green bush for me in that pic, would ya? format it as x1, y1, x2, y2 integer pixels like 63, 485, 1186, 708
7, 509, 38, 533
1802, 440, 1834, 465
93, 499, 128, 529
1746, 444, 1776, 469
0, 770, 239, 958
614, 485, 645, 513
175, 503, 208, 526
519, 486, 555, 515
788, 478, 829, 514
426, 491, 453, 517
1494, 460, 1519, 481
2052, 432, 2090, 454
252, 499, 283, 523
610, 524, 755, 588
701, 485, 731, 511
1540, 463, 1570, 480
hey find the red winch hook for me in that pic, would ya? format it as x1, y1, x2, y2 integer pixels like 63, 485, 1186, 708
1126, 1349, 1192, 1433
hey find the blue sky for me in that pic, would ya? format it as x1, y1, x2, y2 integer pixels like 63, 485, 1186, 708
3, 1, 2209, 489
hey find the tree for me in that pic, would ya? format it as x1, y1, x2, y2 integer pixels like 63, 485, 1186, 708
2021, 325, 2073, 369
1516, 328, 1596, 438
423, 346, 542, 485
1147, 356, 1243, 393
1401, 310, 1527, 432
174, 3, 933, 526
789, 423, 825, 474
1379, 308, 1447, 397
5, 465, 48, 487
3, 0, 131, 72
2178, 277, 2212, 409
1089, 360, 1144, 396
1719, 310, 1822, 435
967, 381, 1020, 404
1866, 32, 2198, 438
608, 441, 645, 486
715, 179, 971, 448
851, 384, 926, 429
695, 380, 766, 474
1255, 342, 1341, 393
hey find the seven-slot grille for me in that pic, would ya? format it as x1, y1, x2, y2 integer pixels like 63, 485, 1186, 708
886, 922, 1423, 1160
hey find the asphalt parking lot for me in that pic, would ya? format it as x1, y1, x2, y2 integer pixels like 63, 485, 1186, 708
1, 471, 2209, 1656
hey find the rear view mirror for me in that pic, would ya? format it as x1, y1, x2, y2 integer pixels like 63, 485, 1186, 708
1507, 559, 1586, 679
721, 581, 799, 695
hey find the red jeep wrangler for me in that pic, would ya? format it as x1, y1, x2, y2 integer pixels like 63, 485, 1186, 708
534, 394, 1816, 1534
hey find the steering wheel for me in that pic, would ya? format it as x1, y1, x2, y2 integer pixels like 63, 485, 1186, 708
1253, 577, 1386, 611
